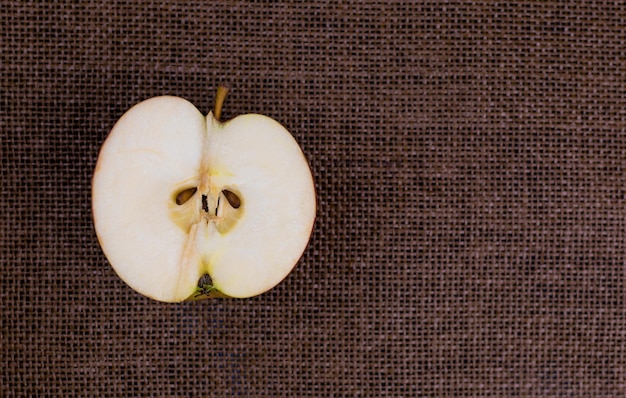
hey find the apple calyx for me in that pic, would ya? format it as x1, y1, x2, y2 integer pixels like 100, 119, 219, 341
186, 274, 230, 300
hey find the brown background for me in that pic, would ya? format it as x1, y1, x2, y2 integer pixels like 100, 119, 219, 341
2, 1, 625, 396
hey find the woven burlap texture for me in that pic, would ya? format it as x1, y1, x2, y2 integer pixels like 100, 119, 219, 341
2, 1, 625, 396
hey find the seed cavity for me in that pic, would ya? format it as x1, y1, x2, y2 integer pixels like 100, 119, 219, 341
201, 194, 209, 212
222, 189, 241, 209
175, 187, 197, 205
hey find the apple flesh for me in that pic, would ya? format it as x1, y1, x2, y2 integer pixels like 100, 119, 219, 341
92, 88, 316, 302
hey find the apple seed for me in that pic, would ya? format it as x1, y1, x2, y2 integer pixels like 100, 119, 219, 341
175, 187, 197, 205
222, 189, 241, 209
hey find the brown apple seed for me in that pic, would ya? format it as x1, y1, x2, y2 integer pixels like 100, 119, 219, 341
222, 189, 241, 209
175, 187, 197, 205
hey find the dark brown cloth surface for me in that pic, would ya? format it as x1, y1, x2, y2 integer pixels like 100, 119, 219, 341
2, 1, 625, 396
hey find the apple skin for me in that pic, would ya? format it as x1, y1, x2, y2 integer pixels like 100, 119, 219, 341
92, 92, 316, 302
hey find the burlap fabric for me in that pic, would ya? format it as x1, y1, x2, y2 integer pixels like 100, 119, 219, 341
2, 1, 625, 396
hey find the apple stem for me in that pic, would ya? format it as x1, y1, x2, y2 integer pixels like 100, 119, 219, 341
214, 85, 229, 121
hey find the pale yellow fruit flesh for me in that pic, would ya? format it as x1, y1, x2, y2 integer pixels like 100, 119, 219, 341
92, 96, 316, 302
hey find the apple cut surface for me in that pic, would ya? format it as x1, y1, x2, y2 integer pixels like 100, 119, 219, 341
92, 94, 316, 302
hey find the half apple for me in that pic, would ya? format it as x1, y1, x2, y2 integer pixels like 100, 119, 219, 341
92, 87, 316, 302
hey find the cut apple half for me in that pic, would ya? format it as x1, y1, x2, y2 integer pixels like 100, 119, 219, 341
92, 87, 316, 302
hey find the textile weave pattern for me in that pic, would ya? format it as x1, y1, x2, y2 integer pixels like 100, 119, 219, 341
2, 1, 625, 396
